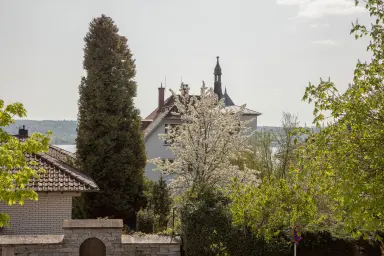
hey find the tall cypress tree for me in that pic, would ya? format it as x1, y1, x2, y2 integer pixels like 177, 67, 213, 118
74, 15, 146, 227
152, 176, 172, 230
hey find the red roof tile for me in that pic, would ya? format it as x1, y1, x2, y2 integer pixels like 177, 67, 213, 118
11, 143, 98, 192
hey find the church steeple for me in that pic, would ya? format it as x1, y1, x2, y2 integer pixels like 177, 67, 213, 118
214, 56, 223, 99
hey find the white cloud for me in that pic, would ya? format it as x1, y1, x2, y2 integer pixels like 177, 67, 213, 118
276, 0, 365, 19
311, 39, 337, 45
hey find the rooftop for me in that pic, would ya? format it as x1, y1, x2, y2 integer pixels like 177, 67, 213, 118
141, 57, 261, 140
12, 128, 98, 192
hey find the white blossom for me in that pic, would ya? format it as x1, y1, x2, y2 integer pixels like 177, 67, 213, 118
150, 82, 260, 195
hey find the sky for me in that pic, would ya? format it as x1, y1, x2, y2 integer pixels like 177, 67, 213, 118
0, 0, 372, 126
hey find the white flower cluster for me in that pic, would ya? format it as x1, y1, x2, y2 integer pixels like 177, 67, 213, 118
150, 82, 260, 194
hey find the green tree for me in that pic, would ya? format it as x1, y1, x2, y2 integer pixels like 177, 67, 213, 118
232, 130, 275, 179
137, 208, 155, 233
139, 176, 172, 232
152, 176, 172, 231
74, 15, 146, 227
275, 112, 300, 179
228, 111, 336, 241
228, 173, 322, 241
0, 100, 50, 226
143, 177, 155, 209
298, 0, 384, 240
235, 112, 301, 180
180, 186, 233, 256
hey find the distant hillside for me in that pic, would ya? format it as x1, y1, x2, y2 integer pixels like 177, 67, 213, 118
257, 125, 320, 133
4, 120, 319, 145
4, 120, 77, 145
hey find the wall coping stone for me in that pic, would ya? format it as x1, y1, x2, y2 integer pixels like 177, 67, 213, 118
63, 219, 123, 228
122, 234, 181, 244
0, 235, 64, 245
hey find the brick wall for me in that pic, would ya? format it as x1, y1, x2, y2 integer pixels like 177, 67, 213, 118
0, 192, 74, 235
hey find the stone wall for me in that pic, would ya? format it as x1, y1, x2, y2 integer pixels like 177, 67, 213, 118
62, 219, 124, 255
0, 219, 181, 256
122, 244, 180, 256
122, 234, 181, 256
0, 193, 74, 235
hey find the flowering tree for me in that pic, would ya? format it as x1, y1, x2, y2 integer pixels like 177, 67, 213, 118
150, 82, 259, 194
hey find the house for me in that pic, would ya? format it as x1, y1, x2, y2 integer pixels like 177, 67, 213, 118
0, 127, 182, 256
141, 57, 262, 181
0, 126, 99, 235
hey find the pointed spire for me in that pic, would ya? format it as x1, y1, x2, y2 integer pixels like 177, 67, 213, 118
214, 56, 223, 99
214, 56, 222, 75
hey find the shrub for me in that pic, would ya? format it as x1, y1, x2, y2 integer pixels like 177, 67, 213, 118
136, 209, 155, 233
179, 185, 381, 255
179, 186, 296, 256
152, 176, 172, 231
180, 186, 233, 256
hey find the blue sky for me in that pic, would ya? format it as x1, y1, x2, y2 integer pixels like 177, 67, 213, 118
0, 0, 371, 126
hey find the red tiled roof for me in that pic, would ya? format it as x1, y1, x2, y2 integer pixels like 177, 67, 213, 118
144, 107, 159, 121
11, 142, 98, 192
141, 120, 152, 131
141, 96, 175, 138
143, 95, 174, 121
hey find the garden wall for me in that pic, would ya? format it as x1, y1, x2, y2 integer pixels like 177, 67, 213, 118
0, 219, 181, 256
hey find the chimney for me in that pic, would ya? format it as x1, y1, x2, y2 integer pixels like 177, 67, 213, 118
158, 83, 165, 109
18, 125, 28, 138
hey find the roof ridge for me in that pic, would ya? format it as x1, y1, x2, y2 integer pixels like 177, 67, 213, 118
143, 95, 173, 121
144, 109, 171, 142
36, 152, 98, 191
47, 145, 76, 163
49, 144, 75, 156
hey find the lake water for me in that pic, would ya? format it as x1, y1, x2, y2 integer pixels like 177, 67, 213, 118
55, 144, 76, 153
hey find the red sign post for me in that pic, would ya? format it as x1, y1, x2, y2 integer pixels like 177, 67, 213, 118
292, 226, 302, 256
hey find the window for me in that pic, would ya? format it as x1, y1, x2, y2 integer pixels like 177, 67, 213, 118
164, 124, 170, 134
